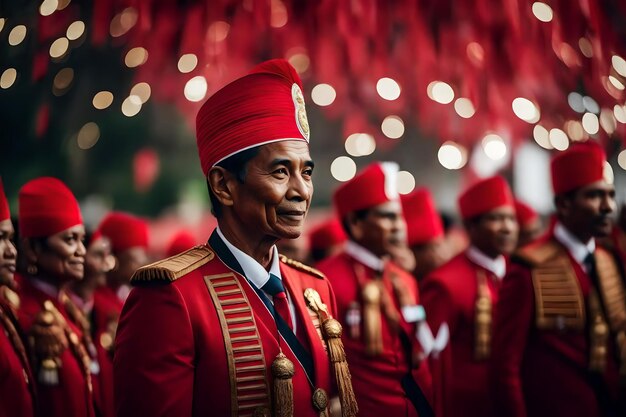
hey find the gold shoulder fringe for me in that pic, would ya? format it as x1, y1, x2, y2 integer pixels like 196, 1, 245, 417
279, 254, 325, 280
131, 245, 215, 283
515, 240, 562, 266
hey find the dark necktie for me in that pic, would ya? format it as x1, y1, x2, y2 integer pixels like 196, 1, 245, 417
262, 273, 293, 331
584, 252, 597, 279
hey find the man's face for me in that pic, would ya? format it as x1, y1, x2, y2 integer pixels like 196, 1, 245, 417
411, 237, 451, 279
112, 246, 149, 286
466, 205, 518, 258
229, 140, 314, 241
0, 219, 17, 287
350, 200, 406, 258
85, 236, 115, 287
558, 180, 616, 240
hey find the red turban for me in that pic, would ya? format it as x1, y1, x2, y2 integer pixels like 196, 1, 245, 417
196, 59, 310, 176
401, 188, 444, 246
551, 141, 607, 195
308, 219, 347, 250
0, 178, 9, 222
514, 200, 538, 228
18, 177, 83, 238
99, 212, 149, 253
333, 162, 399, 218
165, 230, 197, 258
458, 176, 514, 220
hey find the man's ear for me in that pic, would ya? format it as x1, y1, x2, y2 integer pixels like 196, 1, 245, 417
208, 167, 235, 208
554, 194, 571, 218
346, 212, 364, 241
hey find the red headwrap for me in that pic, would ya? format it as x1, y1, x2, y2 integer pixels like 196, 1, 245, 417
458, 176, 514, 220
196, 59, 310, 176
514, 200, 538, 228
0, 178, 10, 222
99, 212, 149, 253
18, 177, 83, 238
308, 219, 347, 250
333, 162, 399, 219
165, 230, 197, 258
401, 188, 444, 246
551, 141, 607, 195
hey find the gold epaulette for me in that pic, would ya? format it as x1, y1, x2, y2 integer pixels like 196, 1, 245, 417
1, 286, 20, 310
514, 240, 562, 266
131, 245, 214, 283
279, 254, 325, 279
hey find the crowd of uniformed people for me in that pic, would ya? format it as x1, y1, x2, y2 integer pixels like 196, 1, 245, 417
1, 59, 625, 417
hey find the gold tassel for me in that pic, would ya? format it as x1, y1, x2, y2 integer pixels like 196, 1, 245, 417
474, 271, 492, 361
589, 290, 609, 372
322, 318, 358, 417
271, 353, 294, 417
362, 281, 383, 356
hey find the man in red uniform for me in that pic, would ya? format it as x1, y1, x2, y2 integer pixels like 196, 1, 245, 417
492, 142, 626, 417
308, 218, 346, 264
0, 179, 36, 417
114, 59, 357, 417
317, 162, 434, 417
515, 199, 544, 247
17, 177, 95, 417
421, 175, 518, 417
96, 211, 149, 309
401, 188, 451, 281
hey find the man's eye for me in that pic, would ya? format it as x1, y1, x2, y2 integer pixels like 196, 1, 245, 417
274, 168, 288, 175
303, 168, 313, 176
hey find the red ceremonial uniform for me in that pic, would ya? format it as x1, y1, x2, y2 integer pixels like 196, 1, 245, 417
18, 277, 94, 417
115, 231, 337, 417
492, 230, 622, 417
421, 251, 504, 417
0, 287, 35, 417
317, 251, 433, 417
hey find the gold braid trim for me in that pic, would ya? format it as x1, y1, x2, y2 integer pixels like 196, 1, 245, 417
204, 273, 271, 417
279, 255, 325, 280
594, 248, 626, 376
517, 241, 586, 331
588, 289, 609, 372
474, 270, 492, 360
304, 289, 358, 417
131, 245, 214, 283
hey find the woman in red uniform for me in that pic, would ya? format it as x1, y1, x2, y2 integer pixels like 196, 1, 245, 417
16, 177, 95, 417
0, 178, 36, 417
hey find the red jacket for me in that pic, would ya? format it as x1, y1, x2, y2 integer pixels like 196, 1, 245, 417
491, 233, 622, 417
17, 277, 95, 417
90, 292, 118, 417
0, 288, 35, 417
421, 252, 503, 417
317, 252, 433, 417
114, 234, 337, 417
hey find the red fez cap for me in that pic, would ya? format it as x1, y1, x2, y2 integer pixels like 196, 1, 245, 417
99, 211, 149, 253
551, 141, 607, 195
18, 177, 83, 238
0, 179, 9, 222
514, 200, 538, 228
196, 59, 310, 176
308, 219, 347, 250
458, 176, 514, 220
165, 230, 197, 258
401, 188, 444, 246
333, 162, 400, 218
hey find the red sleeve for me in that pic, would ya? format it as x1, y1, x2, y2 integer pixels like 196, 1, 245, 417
421, 276, 455, 417
114, 283, 195, 417
491, 263, 534, 417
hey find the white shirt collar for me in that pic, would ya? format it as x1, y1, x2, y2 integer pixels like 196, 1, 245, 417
345, 240, 385, 272
216, 226, 282, 290
466, 246, 507, 279
553, 221, 595, 267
